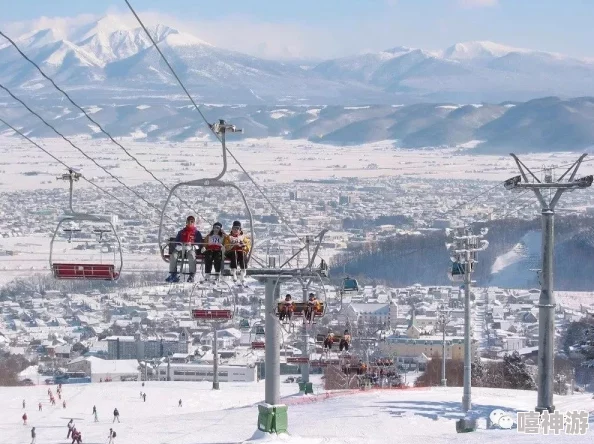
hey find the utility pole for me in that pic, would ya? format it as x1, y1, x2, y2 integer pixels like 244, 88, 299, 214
166, 354, 171, 381
212, 323, 219, 390
264, 275, 281, 405
438, 304, 451, 386
301, 282, 310, 383
299, 235, 314, 385
250, 230, 329, 434
446, 226, 488, 412
504, 153, 592, 414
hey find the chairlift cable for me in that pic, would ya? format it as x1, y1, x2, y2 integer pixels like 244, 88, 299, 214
0, 117, 153, 221
0, 83, 166, 218
125, 0, 317, 252
0, 29, 204, 223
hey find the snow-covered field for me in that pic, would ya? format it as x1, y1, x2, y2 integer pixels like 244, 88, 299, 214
0, 135, 587, 192
2, 381, 592, 443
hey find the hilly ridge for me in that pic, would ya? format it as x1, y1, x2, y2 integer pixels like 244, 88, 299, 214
2, 98, 593, 153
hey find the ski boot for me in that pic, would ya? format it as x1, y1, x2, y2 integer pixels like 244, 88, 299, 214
166, 273, 180, 283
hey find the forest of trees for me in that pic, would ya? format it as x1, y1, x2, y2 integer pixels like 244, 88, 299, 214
0, 352, 31, 386
0, 271, 163, 301
415, 352, 537, 390
331, 215, 594, 290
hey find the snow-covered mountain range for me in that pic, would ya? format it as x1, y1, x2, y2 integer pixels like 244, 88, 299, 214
1, 15, 594, 104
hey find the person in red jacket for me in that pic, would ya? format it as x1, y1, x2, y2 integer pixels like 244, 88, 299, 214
202, 222, 226, 283
166, 215, 203, 283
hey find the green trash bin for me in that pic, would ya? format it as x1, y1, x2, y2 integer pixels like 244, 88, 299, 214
257, 403, 275, 433
304, 382, 314, 395
298, 382, 306, 393
456, 418, 477, 433
273, 405, 288, 433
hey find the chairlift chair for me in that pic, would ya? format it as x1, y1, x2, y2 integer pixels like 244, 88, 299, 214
189, 280, 235, 322
50, 170, 123, 281
448, 262, 473, 283
342, 277, 359, 293
157, 120, 253, 279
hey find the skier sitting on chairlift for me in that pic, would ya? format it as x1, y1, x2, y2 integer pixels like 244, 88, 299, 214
166, 215, 203, 283
323, 332, 335, 350
304, 293, 321, 325
339, 330, 351, 352
224, 221, 251, 284
279, 294, 294, 322
202, 222, 226, 283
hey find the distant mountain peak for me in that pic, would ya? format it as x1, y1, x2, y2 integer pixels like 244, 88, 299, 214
442, 41, 529, 60
162, 31, 212, 48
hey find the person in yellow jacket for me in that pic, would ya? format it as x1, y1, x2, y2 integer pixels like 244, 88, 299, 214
224, 220, 251, 283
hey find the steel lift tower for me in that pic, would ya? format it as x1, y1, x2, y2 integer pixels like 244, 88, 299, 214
504, 153, 592, 413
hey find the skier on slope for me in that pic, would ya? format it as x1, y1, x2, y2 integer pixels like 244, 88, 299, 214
67, 419, 74, 438
71, 428, 82, 444
113, 408, 120, 423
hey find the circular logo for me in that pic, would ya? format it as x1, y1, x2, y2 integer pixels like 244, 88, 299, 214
498, 415, 514, 429
489, 409, 505, 423
489, 409, 514, 429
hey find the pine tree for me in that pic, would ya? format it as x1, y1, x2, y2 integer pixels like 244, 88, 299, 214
503, 351, 536, 390
554, 373, 568, 395
471, 356, 485, 386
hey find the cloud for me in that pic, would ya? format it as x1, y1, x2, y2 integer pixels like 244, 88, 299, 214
457, 0, 498, 7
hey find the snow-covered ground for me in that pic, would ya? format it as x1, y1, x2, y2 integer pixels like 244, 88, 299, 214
2, 381, 592, 443
490, 231, 541, 289
0, 135, 587, 192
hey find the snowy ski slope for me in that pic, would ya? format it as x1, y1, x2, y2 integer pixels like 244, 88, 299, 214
2, 380, 592, 443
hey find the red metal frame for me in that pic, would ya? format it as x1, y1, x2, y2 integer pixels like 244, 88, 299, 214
251, 341, 265, 349
191, 309, 233, 320
287, 357, 309, 364
52, 263, 119, 280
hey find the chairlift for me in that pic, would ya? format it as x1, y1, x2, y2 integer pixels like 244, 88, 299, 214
273, 272, 328, 326
49, 169, 123, 281
251, 341, 265, 350
342, 277, 359, 293
448, 262, 473, 283
189, 280, 235, 321
157, 120, 254, 279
